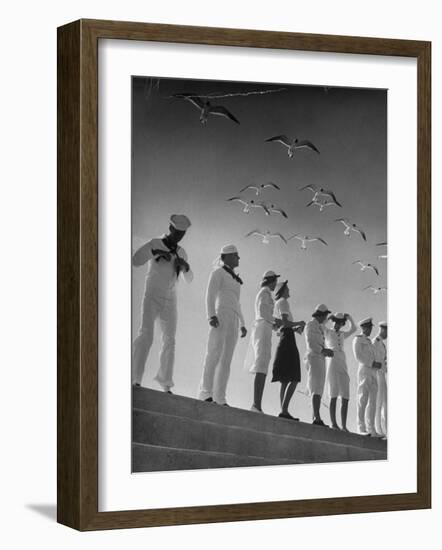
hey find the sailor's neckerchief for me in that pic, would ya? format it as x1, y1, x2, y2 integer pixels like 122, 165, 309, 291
160, 236, 182, 277
222, 264, 243, 285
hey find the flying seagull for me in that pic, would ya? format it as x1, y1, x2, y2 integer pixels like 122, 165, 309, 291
245, 229, 287, 244
306, 197, 340, 212
265, 135, 320, 157
226, 197, 271, 215
288, 234, 328, 250
299, 184, 342, 207
258, 201, 288, 218
334, 218, 367, 241
238, 182, 281, 196
363, 286, 387, 294
376, 241, 388, 247
352, 260, 379, 276
174, 93, 240, 125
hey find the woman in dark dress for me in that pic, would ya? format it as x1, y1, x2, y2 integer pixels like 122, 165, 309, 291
272, 281, 306, 420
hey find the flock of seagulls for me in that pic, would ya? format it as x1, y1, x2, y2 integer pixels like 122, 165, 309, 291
173, 88, 387, 297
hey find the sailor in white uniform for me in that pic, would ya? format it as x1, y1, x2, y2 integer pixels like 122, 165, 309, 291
324, 312, 357, 431
132, 214, 193, 391
248, 270, 281, 413
373, 321, 388, 437
198, 245, 247, 405
304, 304, 334, 426
352, 317, 382, 436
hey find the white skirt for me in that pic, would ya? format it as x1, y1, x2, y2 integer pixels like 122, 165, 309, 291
326, 352, 350, 399
305, 352, 326, 396
247, 320, 273, 375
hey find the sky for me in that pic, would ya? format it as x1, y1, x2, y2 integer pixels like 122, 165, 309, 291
131, 76, 387, 432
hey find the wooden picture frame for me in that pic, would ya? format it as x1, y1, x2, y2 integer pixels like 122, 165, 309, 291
57, 18, 431, 530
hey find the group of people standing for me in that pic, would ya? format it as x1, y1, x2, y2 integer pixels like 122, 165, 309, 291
132, 215, 387, 438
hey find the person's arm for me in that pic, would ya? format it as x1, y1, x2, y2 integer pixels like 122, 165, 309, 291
132, 239, 154, 266
206, 269, 221, 325
343, 314, 357, 339
177, 248, 193, 283
238, 296, 246, 337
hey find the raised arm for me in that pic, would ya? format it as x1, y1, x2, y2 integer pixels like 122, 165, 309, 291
343, 314, 357, 339
132, 239, 154, 267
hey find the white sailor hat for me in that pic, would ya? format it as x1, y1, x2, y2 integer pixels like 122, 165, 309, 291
262, 270, 280, 280
220, 244, 239, 255
358, 316, 373, 327
330, 312, 346, 322
379, 320, 388, 328
170, 214, 191, 231
313, 303, 331, 316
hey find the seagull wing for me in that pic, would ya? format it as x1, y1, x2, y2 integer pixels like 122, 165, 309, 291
245, 230, 264, 238
299, 184, 319, 193
353, 225, 367, 241
270, 233, 288, 244
352, 260, 363, 265
287, 234, 301, 241
265, 135, 291, 147
239, 185, 258, 193
376, 241, 388, 246
335, 217, 351, 227
315, 237, 328, 246
226, 196, 247, 205
295, 139, 320, 154
363, 285, 376, 291
369, 265, 380, 276
209, 105, 240, 124
173, 93, 205, 110
261, 182, 281, 190
321, 189, 342, 207
306, 200, 315, 208
271, 207, 288, 218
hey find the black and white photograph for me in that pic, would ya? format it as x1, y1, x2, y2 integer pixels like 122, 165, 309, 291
131, 75, 388, 473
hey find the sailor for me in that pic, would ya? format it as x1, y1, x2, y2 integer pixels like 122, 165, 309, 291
352, 317, 382, 436
248, 270, 281, 413
131, 214, 192, 392
373, 321, 388, 437
324, 312, 357, 431
198, 244, 247, 405
304, 304, 333, 426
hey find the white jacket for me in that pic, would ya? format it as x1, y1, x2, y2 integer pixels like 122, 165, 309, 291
372, 336, 387, 373
352, 334, 376, 368
206, 267, 245, 326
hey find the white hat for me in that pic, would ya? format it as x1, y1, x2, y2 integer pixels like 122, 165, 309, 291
262, 270, 280, 280
359, 316, 373, 327
379, 321, 388, 327
330, 312, 346, 322
220, 244, 238, 255
313, 303, 331, 315
170, 214, 191, 231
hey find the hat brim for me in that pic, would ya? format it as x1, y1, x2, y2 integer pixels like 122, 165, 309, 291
313, 309, 331, 316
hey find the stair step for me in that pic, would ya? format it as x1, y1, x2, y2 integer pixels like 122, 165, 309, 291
132, 443, 303, 472
133, 409, 386, 467
133, 387, 387, 452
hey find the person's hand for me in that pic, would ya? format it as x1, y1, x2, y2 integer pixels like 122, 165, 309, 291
273, 318, 283, 330
240, 326, 247, 338
153, 250, 171, 262
209, 316, 219, 328
322, 348, 334, 357
176, 257, 190, 272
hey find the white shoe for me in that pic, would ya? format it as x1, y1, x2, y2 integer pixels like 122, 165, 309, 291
250, 405, 264, 414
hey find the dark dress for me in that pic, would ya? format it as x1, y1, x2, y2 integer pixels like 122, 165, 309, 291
271, 328, 301, 384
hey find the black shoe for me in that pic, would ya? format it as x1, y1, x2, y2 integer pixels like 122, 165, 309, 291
166, 390, 173, 394
312, 419, 327, 427
204, 397, 213, 403
279, 412, 299, 421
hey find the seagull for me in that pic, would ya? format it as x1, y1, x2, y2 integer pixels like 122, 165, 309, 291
352, 260, 379, 276
334, 218, 367, 241
245, 229, 287, 244
288, 234, 328, 250
377, 254, 388, 260
299, 184, 342, 207
258, 201, 288, 218
265, 135, 320, 157
173, 93, 240, 125
226, 197, 270, 215
306, 197, 340, 212
376, 241, 388, 246
363, 286, 387, 294
238, 182, 281, 196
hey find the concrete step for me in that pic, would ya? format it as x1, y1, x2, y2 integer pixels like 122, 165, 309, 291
133, 387, 387, 452
133, 408, 386, 467
132, 443, 303, 472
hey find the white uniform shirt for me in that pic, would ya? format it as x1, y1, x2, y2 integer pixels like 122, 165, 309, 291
372, 336, 387, 373
254, 287, 274, 324
133, 236, 193, 296
305, 318, 325, 355
274, 298, 293, 322
206, 266, 245, 326
352, 334, 376, 368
